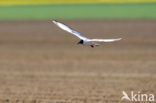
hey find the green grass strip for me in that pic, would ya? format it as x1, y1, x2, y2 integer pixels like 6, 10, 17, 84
0, 3, 156, 20
0, 0, 156, 5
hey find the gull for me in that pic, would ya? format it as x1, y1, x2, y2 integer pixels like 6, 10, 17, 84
53, 20, 122, 48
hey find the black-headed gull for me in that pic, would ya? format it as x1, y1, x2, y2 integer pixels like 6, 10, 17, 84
53, 20, 121, 48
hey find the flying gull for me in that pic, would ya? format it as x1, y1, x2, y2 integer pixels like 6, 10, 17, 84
53, 20, 121, 48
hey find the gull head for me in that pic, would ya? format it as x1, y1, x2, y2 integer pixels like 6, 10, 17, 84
77, 40, 84, 45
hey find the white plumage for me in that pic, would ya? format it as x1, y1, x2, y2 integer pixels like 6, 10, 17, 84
53, 20, 121, 47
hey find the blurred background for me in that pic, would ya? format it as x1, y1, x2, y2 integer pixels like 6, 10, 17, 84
0, 0, 156, 103
0, 0, 156, 20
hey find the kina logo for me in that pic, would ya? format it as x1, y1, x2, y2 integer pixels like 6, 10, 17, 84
121, 91, 155, 102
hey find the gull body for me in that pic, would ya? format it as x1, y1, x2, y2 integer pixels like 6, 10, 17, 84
53, 20, 121, 48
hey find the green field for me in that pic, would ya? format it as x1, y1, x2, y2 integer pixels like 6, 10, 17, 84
0, 3, 156, 20
0, 0, 155, 5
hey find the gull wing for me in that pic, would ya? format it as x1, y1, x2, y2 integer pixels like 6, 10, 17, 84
53, 20, 88, 40
89, 38, 122, 42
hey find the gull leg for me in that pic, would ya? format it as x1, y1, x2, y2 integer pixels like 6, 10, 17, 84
90, 45, 94, 48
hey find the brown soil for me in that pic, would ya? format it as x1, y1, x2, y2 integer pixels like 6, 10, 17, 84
0, 20, 155, 103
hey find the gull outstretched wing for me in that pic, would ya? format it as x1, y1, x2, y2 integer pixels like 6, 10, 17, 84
89, 38, 122, 42
53, 20, 88, 40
